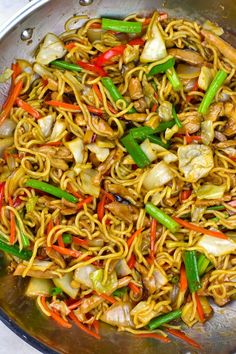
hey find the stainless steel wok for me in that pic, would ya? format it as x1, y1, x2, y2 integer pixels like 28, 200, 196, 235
0, 1, 236, 353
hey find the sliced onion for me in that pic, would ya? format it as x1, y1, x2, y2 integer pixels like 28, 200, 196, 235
196, 183, 225, 200
66, 137, 84, 164
143, 161, 174, 190
36, 33, 66, 65
87, 143, 109, 162
0, 119, 16, 138
176, 64, 200, 79
38, 114, 55, 138
198, 235, 236, 256
74, 265, 97, 288
115, 259, 131, 277
80, 168, 100, 197
101, 302, 133, 327
140, 22, 167, 63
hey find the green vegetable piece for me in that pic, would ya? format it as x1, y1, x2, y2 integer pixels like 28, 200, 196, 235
148, 309, 182, 330
51, 287, 63, 296
145, 202, 180, 233
171, 275, 180, 284
129, 126, 171, 148
50, 60, 82, 72
121, 134, 150, 168
198, 70, 228, 115
154, 120, 176, 133
62, 233, 73, 244
148, 57, 175, 76
207, 205, 225, 211
166, 67, 182, 91
113, 287, 128, 297
172, 105, 182, 128
0, 240, 32, 260
197, 254, 211, 277
25, 179, 78, 203
147, 135, 170, 149
102, 18, 142, 33
16, 219, 30, 248
183, 251, 201, 293
101, 77, 136, 113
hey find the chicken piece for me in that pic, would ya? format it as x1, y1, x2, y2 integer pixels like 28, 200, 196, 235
128, 77, 143, 100
133, 98, 148, 113
215, 140, 236, 148
204, 102, 224, 122
33, 146, 73, 161
178, 144, 214, 182
105, 202, 140, 223
201, 30, 236, 66
168, 48, 204, 65
214, 131, 227, 142
107, 184, 135, 200
50, 158, 68, 170
124, 113, 147, 122
178, 112, 201, 134
95, 149, 123, 183
92, 117, 116, 139
224, 103, 236, 136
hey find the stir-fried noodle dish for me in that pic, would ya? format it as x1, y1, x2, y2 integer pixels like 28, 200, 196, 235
0, 10, 236, 347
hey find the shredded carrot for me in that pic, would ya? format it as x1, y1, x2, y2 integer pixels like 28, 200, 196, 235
137, 333, 171, 343
8, 195, 16, 245
151, 103, 158, 112
180, 190, 192, 201
185, 132, 202, 144
89, 23, 102, 29
0, 79, 23, 126
68, 299, 83, 310
12, 62, 22, 82
128, 282, 141, 295
150, 218, 157, 260
41, 296, 72, 328
69, 312, 101, 340
127, 253, 136, 269
43, 141, 63, 147
67, 184, 82, 199
94, 291, 116, 304
57, 234, 64, 248
92, 83, 117, 114
72, 236, 89, 246
92, 320, 100, 335
0, 182, 5, 212
101, 190, 115, 202
16, 97, 41, 119
45, 100, 103, 115
47, 219, 53, 235
180, 263, 188, 292
127, 228, 143, 248
173, 216, 228, 240
52, 245, 82, 258
166, 328, 201, 349
77, 196, 93, 210
97, 193, 107, 222
65, 42, 78, 50
194, 292, 205, 322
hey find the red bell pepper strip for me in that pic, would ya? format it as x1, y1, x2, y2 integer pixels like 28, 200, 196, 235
77, 61, 107, 77
0, 183, 5, 212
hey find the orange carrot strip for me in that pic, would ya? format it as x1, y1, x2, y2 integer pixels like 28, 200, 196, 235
68, 299, 83, 310
127, 253, 136, 269
166, 328, 202, 350
16, 98, 41, 119
127, 228, 143, 248
137, 333, 171, 343
0, 79, 23, 126
92, 83, 117, 114
65, 42, 78, 50
77, 196, 93, 210
97, 194, 106, 222
43, 141, 63, 147
45, 100, 103, 115
8, 195, 16, 245
52, 245, 82, 258
150, 218, 157, 260
180, 263, 188, 292
12, 62, 22, 82
173, 216, 228, 240
128, 282, 141, 295
92, 320, 100, 335
194, 292, 205, 322
93, 291, 116, 304
180, 190, 192, 201
151, 103, 158, 112
69, 312, 101, 340
47, 219, 53, 235
72, 237, 89, 246
67, 184, 82, 199
41, 296, 72, 328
